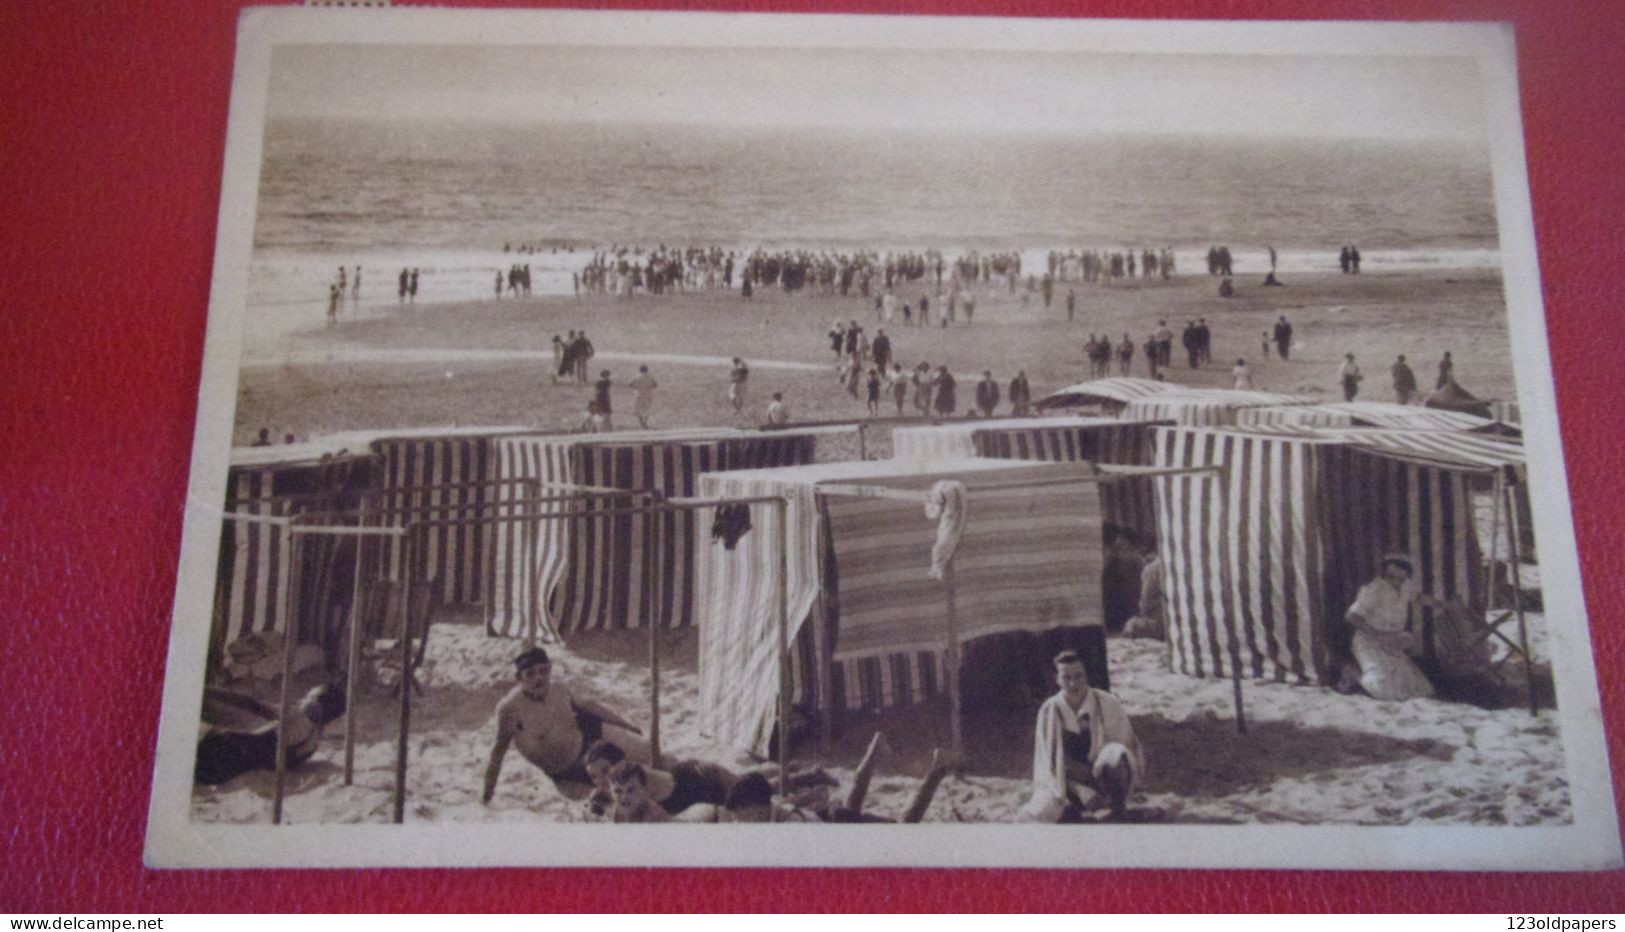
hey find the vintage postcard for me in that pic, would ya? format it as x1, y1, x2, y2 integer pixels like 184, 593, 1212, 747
146, 7, 1621, 869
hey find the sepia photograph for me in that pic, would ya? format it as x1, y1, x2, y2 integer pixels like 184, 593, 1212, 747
143, 7, 1620, 869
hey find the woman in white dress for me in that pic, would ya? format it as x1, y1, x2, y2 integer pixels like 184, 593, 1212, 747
1345, 553, 1437, 701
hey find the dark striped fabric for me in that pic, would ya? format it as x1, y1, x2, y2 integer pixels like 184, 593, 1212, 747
1319, 444, 1486, 669
1153, 428, 1326, 684
970, 420, 1159, 544
487, 432, 819, 639
368, 436, 501, 610
212, 454, 381, 656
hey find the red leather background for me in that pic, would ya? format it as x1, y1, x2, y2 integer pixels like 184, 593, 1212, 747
3, 0, 1623, 913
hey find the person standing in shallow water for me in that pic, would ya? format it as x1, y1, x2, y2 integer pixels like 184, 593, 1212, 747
1437, 350, 1455, 389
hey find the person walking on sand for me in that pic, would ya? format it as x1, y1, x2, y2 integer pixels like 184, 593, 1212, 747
1067, 288, 1076, 323
574, 331, 595, 385
327, 283, 340, 326
1273, 315, 1293, 360
932, 366, 957, 418
891, 364, 909, 415
1009, 369, 1032, 416
1155, 320, 1173, 369
1436, 350, 1454, 389
1339, 353, 1363, 402
593, 370, 615, 432
409, 268, 419, 304
495, 270, 504, 300
629, 365, 658, 428
1117, 334, 1134, 376
398, 267, 409, 306
352, 265, 361, 304
728, 357, 750, 416
975, 370, 1000, 417
549, 335, 565, 385
871, 328, 892, 373
1232, 358, 1254, 390
866, 369, 882, 416
1392, 355, 1419, 405
912, 362, 933, 414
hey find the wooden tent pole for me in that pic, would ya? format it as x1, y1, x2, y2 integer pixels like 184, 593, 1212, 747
1228, 612, 1247, 735
272, 532, 303, 825
944, 558, 964, 761
647, 508, 662, 768
776, 496, 792, 801
1487, 469, 1504, 617
858, 422, 868, 460
1503, 469, 1536, 717
393, 529, 415, 824
344, 527, 364, 785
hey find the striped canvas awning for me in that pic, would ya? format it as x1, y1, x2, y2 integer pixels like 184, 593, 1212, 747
695, 457, 1107, 756
890, 415, 1119, 461
486, 428, 823, 640
1123, 390, 1316, 427
1237, 402, 1495, 432
1312, 428, 1525, 472
1034, 376, 1184, 411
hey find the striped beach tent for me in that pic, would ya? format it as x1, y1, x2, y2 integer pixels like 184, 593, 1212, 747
1236, 401, 1494, 432
486, 428, 822, 639
1123, 389, 1315, 427
212, 443, 384, 668
364, 427, 535, 614
696, 457, 1108, 757
968, 418, 1160, 545
1151, 425, 1519, 686
1034, 376, 1184, 413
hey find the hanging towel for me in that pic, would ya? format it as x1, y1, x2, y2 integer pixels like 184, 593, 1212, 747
923, 480, 967, 579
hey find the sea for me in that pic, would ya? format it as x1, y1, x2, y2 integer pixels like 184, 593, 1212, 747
245, 117, 1501, 345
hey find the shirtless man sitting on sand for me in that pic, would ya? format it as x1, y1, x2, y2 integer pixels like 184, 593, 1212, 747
482, 647, 649, 803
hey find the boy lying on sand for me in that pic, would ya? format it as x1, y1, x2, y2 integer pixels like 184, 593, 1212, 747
668, 732, 955, 824
580, 739, 837, 822
482, 647, 649, 803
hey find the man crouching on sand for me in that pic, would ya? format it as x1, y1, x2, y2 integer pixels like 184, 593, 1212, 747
1021, 651, 1145, 822
482, 647, 649, 804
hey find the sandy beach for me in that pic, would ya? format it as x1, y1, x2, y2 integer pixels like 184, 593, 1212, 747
235, 267, 1514, 449
193, 262, 1568, 828
194, 607, 1562, 826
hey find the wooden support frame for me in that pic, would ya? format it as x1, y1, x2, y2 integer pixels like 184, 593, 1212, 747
376, 490, 794, 822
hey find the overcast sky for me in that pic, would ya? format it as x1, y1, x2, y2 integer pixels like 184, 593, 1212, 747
268, 44, 1487, 141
